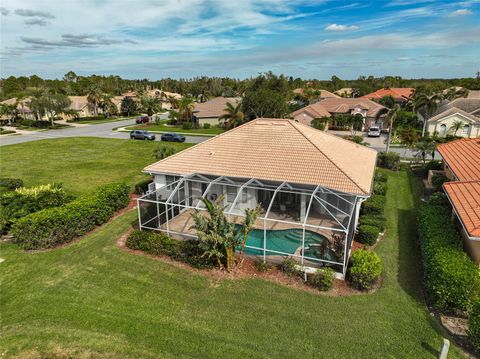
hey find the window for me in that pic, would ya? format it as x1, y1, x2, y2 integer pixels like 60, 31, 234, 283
439, 124, 447, 136
463, 124, 470, 136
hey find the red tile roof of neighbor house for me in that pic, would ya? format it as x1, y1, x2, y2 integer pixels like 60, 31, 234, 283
443, 181, 480, 238
437, 139, 480, 181
439, 139, 480, 239
144, 118, 377, 195
361, 88, 414, 101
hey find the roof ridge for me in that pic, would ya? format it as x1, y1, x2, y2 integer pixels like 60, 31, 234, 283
288, 120, 370, 194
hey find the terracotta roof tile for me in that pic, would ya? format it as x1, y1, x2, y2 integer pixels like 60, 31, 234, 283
144, 118, 377, 195
193, 97, 240, 118
317, 98, 386, 118
444, 181, 480, 238
290, 103, 332, 120
437, 139, 480, 181
361, 88, 414, 101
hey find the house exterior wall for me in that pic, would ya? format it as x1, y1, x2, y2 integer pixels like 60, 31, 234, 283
427, 113, 480, 138
197, 116, 220, 126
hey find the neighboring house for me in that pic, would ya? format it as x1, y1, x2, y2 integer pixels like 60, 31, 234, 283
293, 88, 340, 100
438, 139, 480, 263
361, 87, 414, 104
0, 97, 35, 119
67, 96, 95, 118
292, 98, 387, 130
192, 97, 241, 126
137, 118, 377, 277
289, 103, 331, 126
424, 98, 480, 138
120, 89, 183, 110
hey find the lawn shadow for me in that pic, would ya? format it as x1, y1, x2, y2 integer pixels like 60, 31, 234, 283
421, 341, 438, 357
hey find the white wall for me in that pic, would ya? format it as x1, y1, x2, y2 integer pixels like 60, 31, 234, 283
428, 113, 480, 138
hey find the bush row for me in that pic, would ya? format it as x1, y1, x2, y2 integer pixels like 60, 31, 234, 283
417, 193, 480, 313
0, 184, 72, 233
12, 184, 130, 250
126, 230, 214, 269
0, 177, 23, 191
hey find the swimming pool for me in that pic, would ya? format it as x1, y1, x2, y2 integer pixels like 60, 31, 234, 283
240, 227, 336, 261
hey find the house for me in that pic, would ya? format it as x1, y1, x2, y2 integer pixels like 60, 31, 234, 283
293, 88, 340, 100
0, 97, 35, 119
137, 118, 377, 277
438, 139, 480, 263
289, 103, 331, 126
192, 97, 241, 126
67, 96, 96, 118
291, 98, 387, 130
361, 87, 414, 104
425, 98, 480, 138
120, 89, 183, 110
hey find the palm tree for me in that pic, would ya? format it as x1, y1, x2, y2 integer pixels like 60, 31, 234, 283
177, 97, 195, 125
218, 102, 244, 129
99, 93, 116, 117
167, 95, 179, 110
450, 120, 464, 136
140, 95, 162, 120
412, 92, 443, 137
415, 140, 436, 163
87, 86, 102, 116
384, 104, 401, 152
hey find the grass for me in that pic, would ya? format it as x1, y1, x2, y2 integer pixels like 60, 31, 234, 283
126, 123, 225, 136
68, 116, 137, 125
0, 161, 466, 357
0, 137, 190, 196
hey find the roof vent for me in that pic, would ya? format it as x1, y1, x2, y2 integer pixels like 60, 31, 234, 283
209, 151, 215, 156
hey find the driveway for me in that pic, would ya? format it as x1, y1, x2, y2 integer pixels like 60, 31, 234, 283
0, 118, 209, 146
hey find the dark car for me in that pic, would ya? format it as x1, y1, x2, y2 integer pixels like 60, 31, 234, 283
130, 130, 156, 141
161, 133, 186, 142
135, 116, 150, 124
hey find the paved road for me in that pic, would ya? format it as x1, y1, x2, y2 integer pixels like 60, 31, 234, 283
0, 118, 209, 146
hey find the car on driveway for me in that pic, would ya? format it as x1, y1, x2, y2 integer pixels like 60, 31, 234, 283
161, 133, 186, 142
367, 126, 381, 137
136, 116, 150, 124
130, 130, 156, 141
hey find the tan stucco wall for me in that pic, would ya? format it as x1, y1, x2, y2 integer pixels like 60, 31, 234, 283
198, 117, 221, 125
428, 113, 480, 138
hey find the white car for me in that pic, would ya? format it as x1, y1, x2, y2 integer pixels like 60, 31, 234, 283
367, 126, 381, 137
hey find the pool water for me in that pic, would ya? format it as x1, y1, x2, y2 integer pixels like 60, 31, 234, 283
239, 227, 336, 261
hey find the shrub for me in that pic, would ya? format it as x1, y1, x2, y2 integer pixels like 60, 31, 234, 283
182, 122, 193, 130
374, 170, 387, 183
348, 249, 382, 290
134, 177, 152, 195
373, 181, 386, 195
203, 123, 211, 129
153, 145, 177, 160
0, 178, 23, 191
360, 215, 386, 232
469, 301, 480, 351
362, 194, 386, 215
281, 258, 299, 276
0, 128, 16, 135
15, 119, 51, 128
11, 183, 130, 250
432, 173, 449, 191
358, 225, 380, 246
417, 198, 480, 312
0, 184, 72, 233
377, 152, 401, 171
428, 192, 449, 206
254, 258, 270, 272
424, 160, 443, 172
306, 267, 335, 291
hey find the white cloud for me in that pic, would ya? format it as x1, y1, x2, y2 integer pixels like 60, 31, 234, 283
325, 24, 359, 32
450, 9, 473, 16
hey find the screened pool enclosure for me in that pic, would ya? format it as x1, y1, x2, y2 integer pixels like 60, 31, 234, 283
137, 173, 363, 275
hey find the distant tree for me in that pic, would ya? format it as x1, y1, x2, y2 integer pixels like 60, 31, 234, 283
384, 104, 401, 152
379, 95, 395, 109
86, 86, 102, 116
29, 93, 71, 126
218, 102, 244, 129
120, 97, 137, 116
140, 95, 162, 119
177, 97, 195, 124
63, 71, 78, 83
99, 94, 117, 117
0, 103, 17, 125
412, 91, 443, 137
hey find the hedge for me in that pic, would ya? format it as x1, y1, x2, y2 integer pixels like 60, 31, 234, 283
417, 196, 480, 313
348, 249, 382, 290
134, 177, 152, 195
361, 194, 386, 215
358, 225, 380, 246
12, 183, 130, 250
373, 181, 386, 195
469, 301, 480, 351
0, 178, 23, 191
359, 214, 386, 232
377, 152, 400, 171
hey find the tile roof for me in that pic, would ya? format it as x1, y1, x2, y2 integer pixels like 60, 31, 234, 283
292, 88, 340, 98
434, 98, 480, 117
427, 107, 480, 124
317, 98, 387, 118
144, 118, 377, 195
437, 139, 480, 181
290, 103, 332, 120
361, 88, 414, 101
193, 97, 241, 118
443, 181, 480, 238
68, 96, 89, 111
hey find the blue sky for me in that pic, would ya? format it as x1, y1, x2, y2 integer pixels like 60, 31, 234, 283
0, 0, 479, 80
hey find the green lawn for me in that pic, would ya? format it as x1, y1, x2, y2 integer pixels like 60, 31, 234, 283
0, 163, 466, 357
68, 116, 137, 125
127, 123, 225, 136
0, 137, 190, 196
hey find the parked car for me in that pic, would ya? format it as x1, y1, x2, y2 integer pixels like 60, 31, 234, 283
136, 116, 150, 124
367, 126, 381, 137
130, 130, 156, 141
161, 133, 186, 142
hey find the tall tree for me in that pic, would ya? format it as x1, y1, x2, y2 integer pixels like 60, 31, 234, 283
412, 91, 443, 137
218, 102, 244, 129
140, 95, 162, 120
384, 104, 401, 152
120, 97, 137, 116
177, 97, 195, 124
86, 86, 102, 116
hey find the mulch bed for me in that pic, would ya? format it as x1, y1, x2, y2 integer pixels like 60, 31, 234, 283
117, 229, 381, 297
